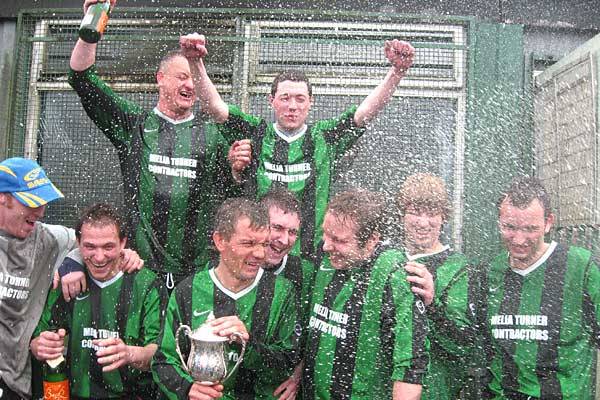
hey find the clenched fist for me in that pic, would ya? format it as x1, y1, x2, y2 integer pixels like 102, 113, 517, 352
180, 33, 208, 60
384, 39, 415, 74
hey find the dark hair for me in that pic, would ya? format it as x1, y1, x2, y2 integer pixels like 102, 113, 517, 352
497, 176, 552, 218
261, 189, 300, 219
397, 173, 451, 222
213, 198, 269, 240
326, 189, 385, 247
75, 203, 126, 241
270, 70, 312, 97
158, 49, 187, 73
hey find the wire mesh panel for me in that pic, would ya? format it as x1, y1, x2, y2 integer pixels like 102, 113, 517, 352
11, 8, 468, 240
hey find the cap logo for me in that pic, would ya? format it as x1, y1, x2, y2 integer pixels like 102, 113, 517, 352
26, 178, 50, 189
24, 167, 42, 181
0, 165, 16, 177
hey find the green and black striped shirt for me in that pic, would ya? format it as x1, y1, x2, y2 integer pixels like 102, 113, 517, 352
401, 247, 478, 400
152, 266, 301, 399
486, 242, 600, 399
217, 105, 365, 257
303, 248, 429, 400
35, 269, 166, 398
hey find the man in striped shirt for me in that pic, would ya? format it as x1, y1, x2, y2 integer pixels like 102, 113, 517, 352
484, 176, 600, 399
152, 198, 300, 399
303, 189, 432, 400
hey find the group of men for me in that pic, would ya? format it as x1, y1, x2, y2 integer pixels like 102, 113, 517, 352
0, 0, 599, 399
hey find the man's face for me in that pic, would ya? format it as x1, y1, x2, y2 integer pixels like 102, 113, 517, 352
402, 206, 444, 254
322, 211, 374, 270
269, 80, 312, 132
156, 56, 196, 119
265, 206, 300, 266
498, 198, 553, 268
0, 194, 46, 239
215, 217, 270, 283
79, 223, 126, 282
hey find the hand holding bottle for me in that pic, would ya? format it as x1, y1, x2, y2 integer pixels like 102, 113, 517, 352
31, 329, 66, 361
79, 0, 117, 43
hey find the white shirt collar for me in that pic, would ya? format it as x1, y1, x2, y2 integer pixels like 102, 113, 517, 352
273, 123, 307, 143
406, 245, 450, 262
209, 267, 264, 300
90, 271, 124, 289
511, 241, 557, 276
153, 107, 195, 125
272, 255, 288, 275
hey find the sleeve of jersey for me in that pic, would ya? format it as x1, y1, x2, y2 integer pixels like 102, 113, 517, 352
68, 66, 143, 148
151, 290, 194, 399
244, 281, 302, 373
389, 269, 429, 384
43, 224, 78, 275
428, 264, 476, 358
141, 279, 166, 346
583, 253, 600, 347
315, 105, 366, 159
33, 288, 70, 338
217, 104, 263, 143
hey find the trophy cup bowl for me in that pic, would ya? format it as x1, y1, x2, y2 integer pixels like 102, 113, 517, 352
176, 323, 246, 385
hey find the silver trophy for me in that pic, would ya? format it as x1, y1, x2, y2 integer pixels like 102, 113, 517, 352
175, 312, 247, 385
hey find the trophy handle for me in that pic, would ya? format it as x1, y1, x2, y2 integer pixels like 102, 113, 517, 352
175, 325, 192, 374
223, 332, 247, 383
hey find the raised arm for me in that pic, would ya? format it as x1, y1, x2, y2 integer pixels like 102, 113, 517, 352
179, 33, 229, 123
354, 40, 415, 127
70, 0, 115, 71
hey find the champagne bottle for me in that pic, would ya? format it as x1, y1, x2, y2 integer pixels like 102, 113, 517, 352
43, 355, 69, 400
79, 1, 113, 44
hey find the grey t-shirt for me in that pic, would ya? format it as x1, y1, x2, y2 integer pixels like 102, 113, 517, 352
0, 222, 76, 398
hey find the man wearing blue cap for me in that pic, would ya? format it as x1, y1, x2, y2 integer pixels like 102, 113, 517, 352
0, 157, 75, 399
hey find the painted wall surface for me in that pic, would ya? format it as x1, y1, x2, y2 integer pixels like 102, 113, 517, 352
463, 22, 528, 261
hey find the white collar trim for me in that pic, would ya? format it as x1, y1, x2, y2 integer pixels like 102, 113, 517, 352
273, 123, 307, 143
273, 255, 288, 275
209, 267, 264, 300
406, 245, 450, 261
511, 241, 557, 276
90, 271, 124, 288
153, 107, 195, 125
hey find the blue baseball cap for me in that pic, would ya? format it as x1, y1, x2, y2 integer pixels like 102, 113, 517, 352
0, 158, 64, 208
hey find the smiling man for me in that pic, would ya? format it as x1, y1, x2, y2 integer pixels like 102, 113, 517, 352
396, 173, 479, 400
303, 189, 431, 400
180, 33, 415, 258
261, 189, 315, 319
68, 0, 247, 291
260, 189, 317, 400
0, 157, 78, 400
483, 176, 600, 400
152, 198, 300, 400
31, 203, 165, 399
